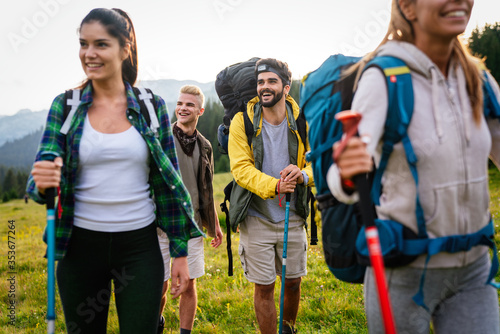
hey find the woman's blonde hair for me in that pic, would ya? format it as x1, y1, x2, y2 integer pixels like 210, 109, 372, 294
348, 0, 484, 124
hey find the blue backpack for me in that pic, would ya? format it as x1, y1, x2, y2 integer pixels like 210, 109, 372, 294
300, 54, 500, 308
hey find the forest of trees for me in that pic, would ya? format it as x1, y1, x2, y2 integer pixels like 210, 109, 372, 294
0, 165, 30, 202
469, 22, 500, 83
188, 98, 229, 173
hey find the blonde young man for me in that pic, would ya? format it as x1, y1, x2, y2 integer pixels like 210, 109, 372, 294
228, 58, 314, 334
157, 85, 223, 334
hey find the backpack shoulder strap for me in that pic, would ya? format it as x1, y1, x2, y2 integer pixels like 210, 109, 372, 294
482, 70, 500, 119
243, 110, 254, 148
132, 87, 160, 134
366, 56, 414, 139
366, 56, 427, 238
296, 110, 307, 148
364, 56, 414, 201
60, 87, 161, 135
243, 101, 307, 150
60, 89, 81, 135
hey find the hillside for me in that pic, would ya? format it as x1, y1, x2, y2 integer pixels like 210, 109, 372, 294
0, 79, 217, 153
139, 79, 218, 113
0, 109, 48, 147
0, 79, 219, 169
0, 128, 42, 169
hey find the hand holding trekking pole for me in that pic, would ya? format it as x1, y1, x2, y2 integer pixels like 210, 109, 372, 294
334, 110, 397, 334
38, 154, 60, 334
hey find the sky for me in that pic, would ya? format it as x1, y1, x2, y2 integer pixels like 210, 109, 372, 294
0, 0, 498, 116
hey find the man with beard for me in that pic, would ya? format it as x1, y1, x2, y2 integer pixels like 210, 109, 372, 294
228, 58, 313, 334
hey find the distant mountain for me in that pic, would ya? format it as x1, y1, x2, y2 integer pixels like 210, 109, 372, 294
0, 127, 42, 169
0, 109, 48, 147
138, 79, 218, 114
0, 79, 217, 149
0, 79, 219, 169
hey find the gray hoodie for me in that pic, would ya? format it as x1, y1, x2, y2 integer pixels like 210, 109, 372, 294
327, 41, 500, 269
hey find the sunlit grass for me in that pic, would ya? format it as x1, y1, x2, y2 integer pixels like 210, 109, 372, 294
1, 169, 499, 333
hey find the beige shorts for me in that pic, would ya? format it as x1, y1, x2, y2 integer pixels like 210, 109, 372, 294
238, 215, 307, 285
157, 229, 205, 281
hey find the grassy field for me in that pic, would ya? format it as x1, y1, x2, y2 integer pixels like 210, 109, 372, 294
1, 171, 499, 333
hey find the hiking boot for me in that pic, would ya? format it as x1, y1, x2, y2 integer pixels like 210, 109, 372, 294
157, 315, 165, 334
282, 324, 297, 334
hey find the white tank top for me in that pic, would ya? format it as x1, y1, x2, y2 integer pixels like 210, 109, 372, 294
73, 114, 156, 232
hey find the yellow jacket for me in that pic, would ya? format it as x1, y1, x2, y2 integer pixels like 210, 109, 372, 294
228, 95, 314, 201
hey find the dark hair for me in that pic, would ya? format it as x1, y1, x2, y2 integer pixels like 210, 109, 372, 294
255, 58, 292, 87
79, 8, 138, 86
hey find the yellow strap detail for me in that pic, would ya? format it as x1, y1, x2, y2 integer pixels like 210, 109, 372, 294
384, 66, 410, 76
301, 73, 309, 86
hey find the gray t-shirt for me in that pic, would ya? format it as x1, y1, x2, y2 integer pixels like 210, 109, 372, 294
174, 136, 202, 229
248, 117, 297, 223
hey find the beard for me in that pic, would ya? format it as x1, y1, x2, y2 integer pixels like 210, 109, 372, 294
259, 89, 284, 108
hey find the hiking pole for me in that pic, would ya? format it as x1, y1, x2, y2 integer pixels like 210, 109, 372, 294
334, 111, 397, 334
42, 154, 57, 334
279, 192, 291, 334
221, 182, 234, 276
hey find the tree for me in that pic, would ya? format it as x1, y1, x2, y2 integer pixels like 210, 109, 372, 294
16, 170, 28, 198
0, 167, 28, 201
468, 22, 500, 83
3, 169, 18, 199
198, 99, 229, 173
289, 79, 301, 104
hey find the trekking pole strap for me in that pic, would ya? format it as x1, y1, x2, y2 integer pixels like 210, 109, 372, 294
221, 200, 233, 276
310, 192, 318, 245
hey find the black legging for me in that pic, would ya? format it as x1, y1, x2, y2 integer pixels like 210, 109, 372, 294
56, 223, 164, 334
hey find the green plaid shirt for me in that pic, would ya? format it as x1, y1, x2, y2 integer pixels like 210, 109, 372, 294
27, 82, 203, 260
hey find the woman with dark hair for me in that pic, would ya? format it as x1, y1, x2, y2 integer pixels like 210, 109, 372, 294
27, 8, 202, 333
329, 0, 500, 333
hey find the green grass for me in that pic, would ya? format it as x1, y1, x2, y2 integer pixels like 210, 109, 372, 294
1, 170, 499, 333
